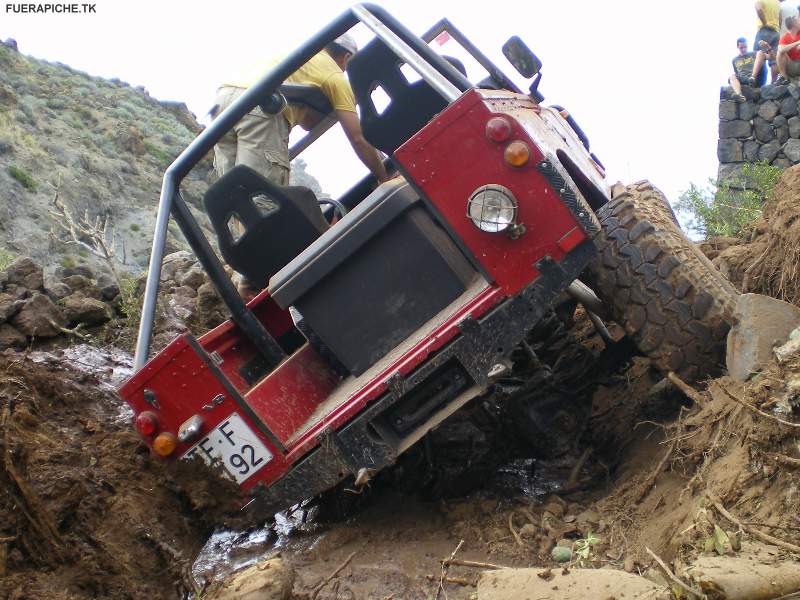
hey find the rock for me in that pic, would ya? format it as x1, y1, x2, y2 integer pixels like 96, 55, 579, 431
195, 282, 226, 329
204, 557, 294, 600
719, 100, 738, 121
781, 96, 799, 117
743, 140, 761, 161
0, 293, 22, 323
739, 101, 757, 121
718, 163, 748, 187
10, 293, 66, 338
685, 554, 800, 600
717, 139, 743, 162
477, 567, 671, 600
754, 116, 775, 142
57, 265, 95, 279
520, 524, 537, 539
761, 83, 789, 100
179, 267, 205, 290
576, 510, 601, 530
551, 546, 572, 563
719, 119, 752, 139
161, 251, 195, 283
758, 141, 782, 163
61, 293, 112, 327
790, 116, 800, 138
2, 38, 18, 51
172, 285, 197, 299
61, 274, 101, 299
96, 273, 120, 300
727, 293, 800, 381
790, 82, 800, 99
742, 86, 760, 102
774, 114, 788, 128
774, 157, 792, 169
777, 124, 790, 145
45, 281, 71, 301
4, 257, 43, 291
544, 501, 566, 518
3, 284, 30, 302
758, 100, 781, 120
784, 138, 800, 163
0, 324, 26, 349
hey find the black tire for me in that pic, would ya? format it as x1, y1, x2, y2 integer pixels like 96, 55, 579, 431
585, 181, 739, 382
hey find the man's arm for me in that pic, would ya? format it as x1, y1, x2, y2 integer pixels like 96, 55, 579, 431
778, 39, 800, 56
756, 1, 768, 27
336, 109, 390, 183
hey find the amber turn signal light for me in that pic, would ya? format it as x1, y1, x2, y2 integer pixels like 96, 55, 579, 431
153, 432, 178, 457
504, 141, 531, 167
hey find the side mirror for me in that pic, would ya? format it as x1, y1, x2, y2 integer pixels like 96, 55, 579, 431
502, 36, 542, 79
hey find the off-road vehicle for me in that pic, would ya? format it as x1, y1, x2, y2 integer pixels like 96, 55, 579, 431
118, 4, 737, 513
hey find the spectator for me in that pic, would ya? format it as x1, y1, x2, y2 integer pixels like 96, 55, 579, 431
730, 37, 760, 102
780, 0, 798, 36
777, 14, 800, 81
751, 0, 781, 84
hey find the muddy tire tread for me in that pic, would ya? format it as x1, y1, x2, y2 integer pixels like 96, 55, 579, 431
586, 182, 738, 382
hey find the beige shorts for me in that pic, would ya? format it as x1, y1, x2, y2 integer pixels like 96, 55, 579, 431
212, 86, 290, 186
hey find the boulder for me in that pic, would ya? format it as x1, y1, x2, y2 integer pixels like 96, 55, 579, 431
161, 251, 195, 283
4, 257, 43, 291
743, 140, 761, 161
738, 101, 757, 121
777, 123, 790, 144
761, 83, 789, 100
96, 273, 120, 300
61, 274, 101, 298
758, 141, 782, 163
204, 557, 294, 600
195, 282, 227, 329
719, 100, 738, 121
10, 293, 66, 338
61, 294, 112, 327
685, 553, 800, 600
758, 100, 780, 120
45, 281, 71, 301
774, 157, 793, 169
784, 138, 800, 163
717, 139, 743, 163
719, 119, 752, 139
477, 568, 671, 600
179, 267, 205, 290
781, 96, 799, 117
727, 293, 800, 381
0, 293, 23, 324
789, 115, 800, 138
0, 324, 26, 349
754, 116, 774, 142
56, 264, 95, 279
789, 82, 800, 99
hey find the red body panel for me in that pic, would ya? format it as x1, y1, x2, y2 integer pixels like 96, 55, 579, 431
118, 88, 602, 493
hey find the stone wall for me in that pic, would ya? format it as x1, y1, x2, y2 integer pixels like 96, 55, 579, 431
718, 83, 800, 185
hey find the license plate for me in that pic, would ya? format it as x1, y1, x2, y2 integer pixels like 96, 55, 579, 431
183, 413, 273, 484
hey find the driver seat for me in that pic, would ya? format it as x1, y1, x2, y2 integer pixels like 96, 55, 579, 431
203, 165, 329, 289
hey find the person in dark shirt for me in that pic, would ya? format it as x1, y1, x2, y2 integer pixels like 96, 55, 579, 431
731, 37, 762, 102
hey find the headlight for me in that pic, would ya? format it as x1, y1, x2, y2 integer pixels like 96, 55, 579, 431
467, 184, 518, 233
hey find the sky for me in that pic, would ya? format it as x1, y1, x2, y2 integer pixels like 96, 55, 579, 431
3, 0, 758, 203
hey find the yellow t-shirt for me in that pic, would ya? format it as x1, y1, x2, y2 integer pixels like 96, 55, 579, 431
756, 0, 780, 31
223, 52, 356, 128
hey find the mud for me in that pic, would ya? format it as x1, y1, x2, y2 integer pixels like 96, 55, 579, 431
4, 286, 800, 598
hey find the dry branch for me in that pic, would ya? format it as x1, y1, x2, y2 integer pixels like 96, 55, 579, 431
436, 539, 464, 600
311, 551, 356, 599
707, 492, 800, 553
715, 384, 800, 429
667, 371, 706, 406
439, 558, 507, 570
645, 546, 704, 599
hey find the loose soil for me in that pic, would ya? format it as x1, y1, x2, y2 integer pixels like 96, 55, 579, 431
5, 225, 800, 598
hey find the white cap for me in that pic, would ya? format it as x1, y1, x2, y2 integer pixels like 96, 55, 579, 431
333, 33, 358, 55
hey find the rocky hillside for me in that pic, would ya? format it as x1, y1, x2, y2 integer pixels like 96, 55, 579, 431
0, 40, 322, 279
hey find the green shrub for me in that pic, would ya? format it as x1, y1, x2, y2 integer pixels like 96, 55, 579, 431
676, 161, 782, 239
0, 248, 14, 270
144, 140, 172, 165
60, 255, 77, 269
129, 223, 140, 232
8, 164, 37, 190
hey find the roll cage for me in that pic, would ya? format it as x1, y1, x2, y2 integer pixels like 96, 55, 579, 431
133, 4, 524, 371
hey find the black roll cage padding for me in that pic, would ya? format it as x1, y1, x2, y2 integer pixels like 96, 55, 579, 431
420, 18, 522, 94
278, 83, 333, 116
135, 3, 474, 370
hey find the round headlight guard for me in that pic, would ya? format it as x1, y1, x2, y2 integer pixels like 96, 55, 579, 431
467, 184, 518, 233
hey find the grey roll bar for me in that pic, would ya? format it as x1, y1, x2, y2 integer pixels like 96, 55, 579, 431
133, 3, 472, 370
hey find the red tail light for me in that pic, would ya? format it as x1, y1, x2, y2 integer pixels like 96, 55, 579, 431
486, 116, 512, 143
135, 411, 159, 437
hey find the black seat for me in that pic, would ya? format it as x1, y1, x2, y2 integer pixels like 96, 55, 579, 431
203, 165, 328, 288
347, 38, 450, 156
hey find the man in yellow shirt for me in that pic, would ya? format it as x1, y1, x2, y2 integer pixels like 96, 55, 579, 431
752, 0, 781, 83
213, 34, 389, 187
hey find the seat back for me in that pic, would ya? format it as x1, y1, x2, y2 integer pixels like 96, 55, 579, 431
347, 38, 450, 156
203, 165, 328, 288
